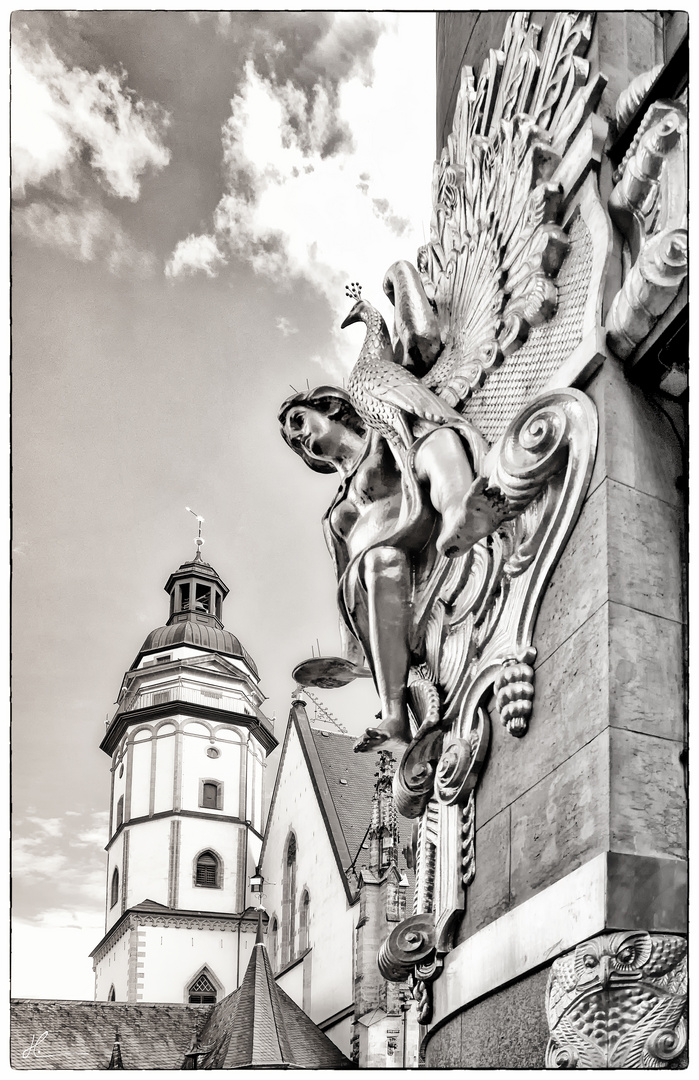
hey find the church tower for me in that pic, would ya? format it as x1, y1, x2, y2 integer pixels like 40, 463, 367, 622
90, 546, 276, 1004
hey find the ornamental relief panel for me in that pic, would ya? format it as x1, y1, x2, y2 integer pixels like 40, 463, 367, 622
545, 932, 688, 1069
278, 11, 646, 1028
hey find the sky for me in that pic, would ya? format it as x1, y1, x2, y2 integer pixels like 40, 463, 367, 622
10, 8, 436, 1000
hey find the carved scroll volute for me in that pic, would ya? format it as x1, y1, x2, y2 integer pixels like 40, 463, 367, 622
606, 100, 687, 360
378, 913, 436, 983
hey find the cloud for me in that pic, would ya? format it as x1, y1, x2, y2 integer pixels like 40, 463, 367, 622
12, 31, 170, 199
166, 13, 435, 375
14, 200, 157, 276
165, 232, 227, 280
276, 316, 299, 338
11, 24, 170, 272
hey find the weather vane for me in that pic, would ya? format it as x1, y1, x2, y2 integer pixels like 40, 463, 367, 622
185, 506, 205, 557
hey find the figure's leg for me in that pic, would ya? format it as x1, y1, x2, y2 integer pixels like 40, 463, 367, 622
354, 546, 413, 753
414, 428, 513, 558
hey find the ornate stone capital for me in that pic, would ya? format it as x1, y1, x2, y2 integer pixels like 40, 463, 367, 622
545, 932, 687, 1068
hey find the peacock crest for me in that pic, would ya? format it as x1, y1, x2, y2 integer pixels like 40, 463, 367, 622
416, 12, 606, 413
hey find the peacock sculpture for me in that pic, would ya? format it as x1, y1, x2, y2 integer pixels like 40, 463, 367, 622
341, 281, 466, 452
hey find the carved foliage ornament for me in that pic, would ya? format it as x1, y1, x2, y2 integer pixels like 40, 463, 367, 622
417, 11, 606, 409
545, 932, 688, 1069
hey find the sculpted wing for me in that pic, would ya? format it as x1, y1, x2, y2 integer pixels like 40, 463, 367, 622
369, 363, 462, 425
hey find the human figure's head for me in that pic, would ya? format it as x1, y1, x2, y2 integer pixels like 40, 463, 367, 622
278, 386, 366, 473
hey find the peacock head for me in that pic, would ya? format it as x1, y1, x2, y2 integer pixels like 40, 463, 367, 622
340, 282, 369, 328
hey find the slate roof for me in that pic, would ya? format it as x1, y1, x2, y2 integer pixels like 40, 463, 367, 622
311, 729, 379, 864
10, 1000, 213, 1069
196, 923, 351, 1069
311, 728, 414, 886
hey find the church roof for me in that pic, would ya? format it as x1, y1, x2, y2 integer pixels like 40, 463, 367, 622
11, 935, 351, 1071
260, 701, 413, 903
10, 1000, 213, 1069
194, 919, 351, 1069
311, 728, 378, 863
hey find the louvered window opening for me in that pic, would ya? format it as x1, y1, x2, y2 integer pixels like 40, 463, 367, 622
189, 973, 217, 1004
196, 853, 219, 887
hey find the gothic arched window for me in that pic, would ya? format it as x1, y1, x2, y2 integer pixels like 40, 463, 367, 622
116, 796, 124, 830
110, 867, 119, 909
107, 985, 116, 1002
299, 890, 310, 952
281, 834, 297, 967
188, 970, 218, 1004
194, 850, 221, 888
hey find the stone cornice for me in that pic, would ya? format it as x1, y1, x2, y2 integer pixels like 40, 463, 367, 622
105, 811, 262, 853
100, 699, 277, 757
91, 906, 262, 965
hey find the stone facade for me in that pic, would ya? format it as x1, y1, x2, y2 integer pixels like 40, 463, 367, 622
421, 11, 687, 1068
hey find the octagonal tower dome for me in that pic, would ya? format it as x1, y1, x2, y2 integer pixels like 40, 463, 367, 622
132, 550, 258, 677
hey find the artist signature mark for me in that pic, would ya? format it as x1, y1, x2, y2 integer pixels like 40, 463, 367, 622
21, 1031, 49, 1058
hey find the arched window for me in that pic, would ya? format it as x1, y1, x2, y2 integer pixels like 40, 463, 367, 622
188, 970, 217, 1004
299, 890, 310, 952
270, 916, 278, 972
116, 796, 124, 830
281, 834, 297, 967
110, 867, 119, 909
194, 850, 221, 888
107, 985, 116, 1002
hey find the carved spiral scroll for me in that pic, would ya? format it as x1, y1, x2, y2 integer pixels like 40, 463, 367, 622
491, 394, 573, 511
393, 679, 444, 818
378, 913, 436, 983
645, 1020, 687, 1064
393, 729, 444, 819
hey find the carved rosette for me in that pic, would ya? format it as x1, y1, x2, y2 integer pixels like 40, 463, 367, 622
545, 932, 688, 1069
606, 99, 687, 361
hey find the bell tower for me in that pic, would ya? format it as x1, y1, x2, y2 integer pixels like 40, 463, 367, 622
90, 545, 276, 1004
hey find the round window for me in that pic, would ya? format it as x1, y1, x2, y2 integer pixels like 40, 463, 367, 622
207, 747, 220, 759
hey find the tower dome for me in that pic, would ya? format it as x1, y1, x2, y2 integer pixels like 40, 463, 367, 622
131, 550, 258, 677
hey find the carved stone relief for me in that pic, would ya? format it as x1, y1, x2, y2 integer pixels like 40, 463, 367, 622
545, 932, 688, 1069
606, 96, 687, 362
280, 11, 610, 1025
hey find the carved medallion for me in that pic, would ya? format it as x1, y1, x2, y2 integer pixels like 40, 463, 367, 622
545, 932, 688, 1069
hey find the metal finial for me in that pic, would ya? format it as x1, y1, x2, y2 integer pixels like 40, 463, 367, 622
185, 507, 205, 557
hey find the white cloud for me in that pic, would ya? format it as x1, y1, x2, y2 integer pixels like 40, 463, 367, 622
166, 13, 435, 375
14, 200, 157, 276
11, 32, 171, 200
165, 232, 227, 279
276, 316, 299, 337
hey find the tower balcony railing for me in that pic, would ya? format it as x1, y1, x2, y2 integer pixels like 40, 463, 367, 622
119, 684, 256, 718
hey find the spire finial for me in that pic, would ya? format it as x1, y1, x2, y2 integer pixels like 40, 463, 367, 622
255, 906, 265, 945
185, 507, 205, 560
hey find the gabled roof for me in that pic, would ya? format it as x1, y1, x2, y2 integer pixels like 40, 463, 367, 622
261, 702, 413, 902
195, 919, 352, 1069
10, 1000, 213, 1070
311, 727, 377, 864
